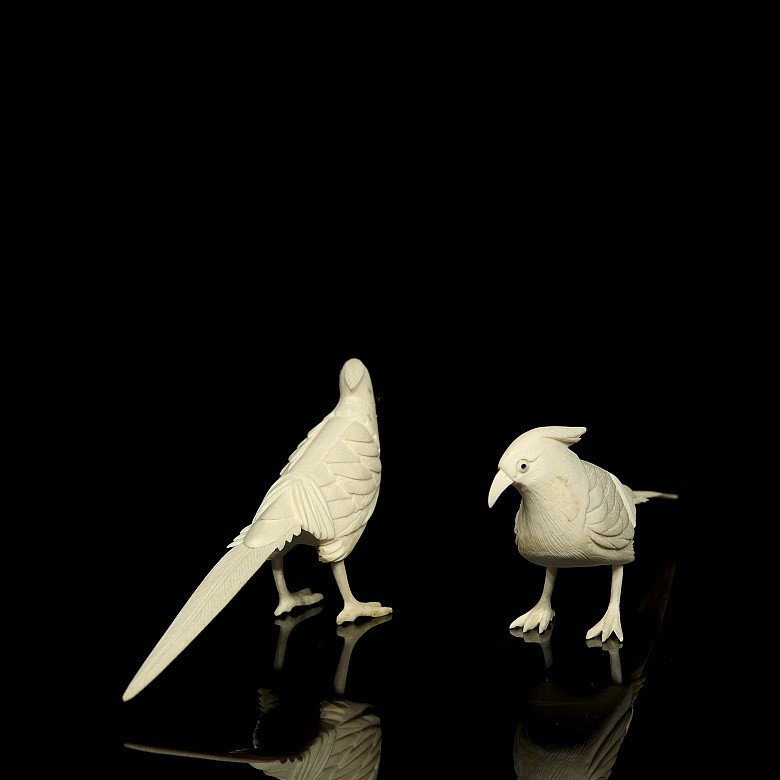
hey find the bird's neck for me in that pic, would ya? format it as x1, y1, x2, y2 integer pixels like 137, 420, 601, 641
335, 396, 378, 434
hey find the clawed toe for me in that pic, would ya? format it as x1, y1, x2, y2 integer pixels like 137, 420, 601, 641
586, 612, 623, 642
509, 605, 555, 634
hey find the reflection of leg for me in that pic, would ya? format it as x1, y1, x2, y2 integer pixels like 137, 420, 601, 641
334, 614, 393, 695
271, 556, 323, 617
331, 559, 392, 625
587, 634, 623, 684
536, 629, 554, 669
273, 606, 323, 670
510, 624, 554, 668
606, 640, 623, 685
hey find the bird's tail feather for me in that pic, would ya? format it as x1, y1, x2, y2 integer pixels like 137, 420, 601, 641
631, 490, 679, 503
123, 544, 270, 701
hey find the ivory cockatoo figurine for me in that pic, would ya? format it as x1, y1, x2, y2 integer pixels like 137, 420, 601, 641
123, 358, 392, 702
488, 426, 677, 642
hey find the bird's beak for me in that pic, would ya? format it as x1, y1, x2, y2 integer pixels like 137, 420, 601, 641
488, 470, 514, 508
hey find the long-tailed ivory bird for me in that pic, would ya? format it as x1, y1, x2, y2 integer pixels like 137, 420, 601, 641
488, 426, 677, 642
123, 358, 392, 702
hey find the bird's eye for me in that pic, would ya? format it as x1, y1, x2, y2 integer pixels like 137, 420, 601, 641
517, 460, 529, 473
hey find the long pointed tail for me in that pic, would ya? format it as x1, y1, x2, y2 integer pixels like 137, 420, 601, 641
632, 490, 679, 502
123, 544, 270, 701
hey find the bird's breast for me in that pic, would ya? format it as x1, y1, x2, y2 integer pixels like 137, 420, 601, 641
515, 502, 589, 565
515, 499, 633, 568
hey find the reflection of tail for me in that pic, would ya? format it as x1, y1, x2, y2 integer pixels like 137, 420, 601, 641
126, 699, 383, 779
123, 545, 270, 701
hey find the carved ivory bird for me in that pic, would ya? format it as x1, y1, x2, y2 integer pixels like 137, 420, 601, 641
123, 358, 391, 702
488, 426, 677, 642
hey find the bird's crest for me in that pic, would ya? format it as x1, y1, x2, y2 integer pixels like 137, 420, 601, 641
540, 425, 586, 446
524, 426, 586, 447
496, 426, 586, 473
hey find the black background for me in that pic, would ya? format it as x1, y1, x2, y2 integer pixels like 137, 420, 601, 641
19, 14, 769, 775
106, 327, 722, 778
59, 32, 745, 776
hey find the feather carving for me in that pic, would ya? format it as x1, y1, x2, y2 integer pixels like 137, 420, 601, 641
488, 425, 677, 642
123, 358, 391, 702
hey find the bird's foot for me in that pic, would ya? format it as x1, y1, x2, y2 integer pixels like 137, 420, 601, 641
586, 606, 623, 642
509, 604, 555, 634
336, 600, 392, 625
274, 588, 324, 617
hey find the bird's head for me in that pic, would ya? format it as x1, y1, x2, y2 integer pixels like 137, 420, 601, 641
337, 358, 377, 421
488, 426, 586, 507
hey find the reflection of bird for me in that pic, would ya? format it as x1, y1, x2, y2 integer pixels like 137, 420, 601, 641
246, 695, 382, 779
513, 647, 643, 780
123, 358, 391, 702
241, 614, 388, 778
126, 611, 390, 779
488, 426, 677, 642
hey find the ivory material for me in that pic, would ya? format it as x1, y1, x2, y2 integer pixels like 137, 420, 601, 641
122, 358, 391, 702
488, 426, 677, 642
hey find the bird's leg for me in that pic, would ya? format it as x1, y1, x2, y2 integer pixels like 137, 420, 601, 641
271, 556, 323, 617
510, 566, 557, 633
586, 564, 624, 642
331, 559, 392, 625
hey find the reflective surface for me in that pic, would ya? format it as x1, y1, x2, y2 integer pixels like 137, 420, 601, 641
117, 511, 709, 778
113, 351, 715, 778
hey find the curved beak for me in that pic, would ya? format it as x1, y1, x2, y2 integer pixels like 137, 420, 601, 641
488, 470, 514, 508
